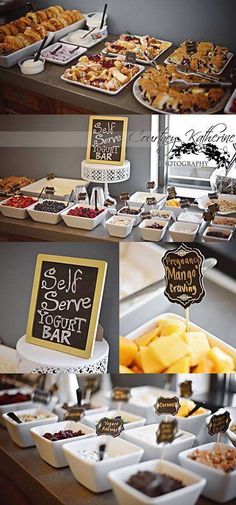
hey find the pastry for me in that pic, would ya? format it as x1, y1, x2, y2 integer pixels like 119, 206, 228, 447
0, 176, 34, 194
168, 40, 230, 74
104, 34, 171, 61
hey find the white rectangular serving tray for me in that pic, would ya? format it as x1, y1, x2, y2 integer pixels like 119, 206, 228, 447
40, 43, 87, 65
22, 177, 89, 200
60, 30, 108, 49
129, 191, 167, 206
102, 35, 172, 64
61, 64, 145, 95
164, 51, 234, 75
0, 32, 54, 68
125, 312, 236, 366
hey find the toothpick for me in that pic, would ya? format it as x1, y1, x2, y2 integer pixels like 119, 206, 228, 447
186, 307, 190, 332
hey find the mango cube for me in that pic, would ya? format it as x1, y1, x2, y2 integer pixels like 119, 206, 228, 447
158, 318, 186, 337
183, 332, 211, 367
134, 327, 160, 347
166, 355, 190, 373
139, 346, 164, 373
119, 337, 138, 367
149, 335, 189, 369
194, 355, 215, 373
119, 365, 134, 374
207, 347, 234, 372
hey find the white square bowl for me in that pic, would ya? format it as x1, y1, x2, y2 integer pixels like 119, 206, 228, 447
63, 435, 144, 493
106, 215, 135, 238
139, 219, 168, 242
82, 410, 146, 432
161, 201, 182, 218
177, 212, 202, 226
0, 197, 37, 219
31, 420, 95, 468
54, 402, 109, 422
122, 423, 195, 463
118, 207, 142, 226
109, 459, 206, 505
179, 442, 236, 503
3, 408, 58, 448
175, 408, 211, 437
61, 204, 108, 230
169, 221, 199, 242
0, 393, 33, 426
203, 226, 233, 242
27, 199, 70, 225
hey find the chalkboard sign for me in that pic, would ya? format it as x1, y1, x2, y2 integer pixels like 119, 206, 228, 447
86, 116, 128, 165
154, 397, 180, 416
162, 244, 206, 309
26, 254, 107, 359
207, 411, 231, 436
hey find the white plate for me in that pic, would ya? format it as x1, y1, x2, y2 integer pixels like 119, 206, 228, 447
22, 177, 89, 200
224, 88, 236, 114
197, 193, 236, 215
164, 51, 234, 75
60, 30, 108, 49
40, 43, 87, 65
102, 35, 172, 64
133, 78, 231, 114
61, 64, 145, 95
0, 32, 54, 68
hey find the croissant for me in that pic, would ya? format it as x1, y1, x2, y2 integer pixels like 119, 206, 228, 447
0, 24, 12, 42
45, 5, 64, 18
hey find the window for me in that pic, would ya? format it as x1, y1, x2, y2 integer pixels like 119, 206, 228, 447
153, 116, 236, 189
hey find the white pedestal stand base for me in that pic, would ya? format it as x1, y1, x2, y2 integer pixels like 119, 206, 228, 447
16, 336, 109, 374
81, 159, 130, 202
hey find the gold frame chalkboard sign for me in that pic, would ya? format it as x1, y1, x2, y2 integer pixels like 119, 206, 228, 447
86, 116, 128, 165
26, 254, 107, 359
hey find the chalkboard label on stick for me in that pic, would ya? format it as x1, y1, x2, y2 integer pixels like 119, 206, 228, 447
64, 407, 85, 422
111, 387, 131, 403
32, 389, 51, 405
156, 419, 178, 444
96, 416, 124, 437
26, 254, 107, 359
179, 380, 193, 398
207, 411, 231, 436
162, 244, 206, 309
154, 396, 180, 416
86, 116, 128, 165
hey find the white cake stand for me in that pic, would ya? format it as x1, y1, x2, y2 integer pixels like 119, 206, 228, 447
81, 159, 130, 203
16, 336, 109, 374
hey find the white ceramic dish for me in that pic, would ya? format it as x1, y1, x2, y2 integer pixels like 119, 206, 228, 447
197, 193, 236, 215
165, 51, 234, 76
0, 396, 33, 426
160, 200, 183, 218
106, 215, 135, 238
54, 402, 109, 422
61, 64, 145, 95
123, 424, 195, 463
31, 420, 95, 468
125, 313, 236, 369
82, 410, 146, 432
203, 226, 233, 242
40, 43, 87, 65
150, 209, 174, 221
0, 196, 37, 219
169, 221, 199, 241
102, 35, 172, 64
63, 435, 144, 493
128, 192, 167, 207
0, 32, 54, 68
118, 207, 142, 226
18, 57, 45, 74
212, 216, 236, 229
27, 199, 70, 225
177, 212, 202, 225
106, 386, 177, 425
133, 78, 231, 114
85, 12, 108, 30
224, 88, 236, 114
60, 27, 108, 48
61, 204, 108, 230
139, 219, 168, 241
22, 177, 89, 200
109, 459, 206, 505
175, 408, 211, 437
179, 442, 236, 502
3, 408, 58, 448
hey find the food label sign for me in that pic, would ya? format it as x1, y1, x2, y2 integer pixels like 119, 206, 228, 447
162, 244, 206, 309
26, 254, 107, 359
111, 387, 131, 403
154, 396, 180, 416
207, 411, 231, 436
179, 380, 193, 398
86, 116, 128, 165
96, 416, 124, 437
32, 389, 51, 405
156, 419, 178, 444
64, 407, 85, 422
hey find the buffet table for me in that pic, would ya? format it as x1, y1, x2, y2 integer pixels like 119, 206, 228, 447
0, 35, 235, 115
0, 428, 234, 505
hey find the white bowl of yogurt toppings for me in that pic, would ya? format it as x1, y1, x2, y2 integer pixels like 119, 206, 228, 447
40, 43, 87, 65
179, 442, 236, 503
3, 408, 58, 448
109, 459, 206, 505
139, 218, 168, 242
106, 215, 135, 238
63, 435, 144, 493
118, 206, 143, 226
82, 410, 146, 432
169, 221, 199, 242
177, 212, 202, 225
123, 423, 195, 463
18, 57, 45, 75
